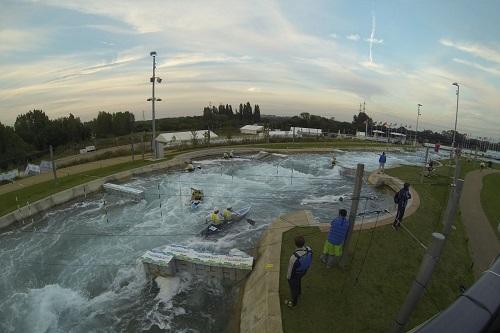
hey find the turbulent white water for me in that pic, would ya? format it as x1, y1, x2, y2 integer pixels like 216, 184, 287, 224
0, 150, 434, 332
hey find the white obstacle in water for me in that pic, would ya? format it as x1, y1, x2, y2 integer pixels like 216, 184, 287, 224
252, 151, 271, 160
141, 244, 254, 281
103, 183, 145, 200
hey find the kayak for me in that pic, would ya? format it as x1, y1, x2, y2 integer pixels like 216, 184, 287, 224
191, 200, 202, 210
200, 206, 251, 237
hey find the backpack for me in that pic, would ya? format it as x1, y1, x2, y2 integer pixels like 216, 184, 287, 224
293, 248, 313, 275
394, 191, 400, 204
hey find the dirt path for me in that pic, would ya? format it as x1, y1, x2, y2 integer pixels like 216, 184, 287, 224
460, 169, 500, 278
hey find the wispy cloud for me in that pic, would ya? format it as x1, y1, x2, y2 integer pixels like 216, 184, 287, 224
366, 13, 380, 64
346, 34, 360, 41
0, 28, 47, 53
453, 58, 500, 76
440, 38, 500, 64
330, 33, 337, 39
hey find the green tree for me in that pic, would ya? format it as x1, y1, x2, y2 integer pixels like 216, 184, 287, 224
93, 111, 113, 138
14, 110, 50, 150
254, 104, 261, 122
0, 122, 32, 170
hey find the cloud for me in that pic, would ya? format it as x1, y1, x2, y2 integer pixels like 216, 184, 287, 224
346, 34, 360, 41
453, 58, 500, 76
365, 38, 383, 44
0, 28, 46, 53
330, 33, 337, 39
440, 38, 500, 64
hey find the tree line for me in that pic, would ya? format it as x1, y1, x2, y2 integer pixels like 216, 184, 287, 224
0, 110, 135, 170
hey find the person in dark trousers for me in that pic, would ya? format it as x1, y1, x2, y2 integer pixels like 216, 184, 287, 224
379, 152, 387, 173
321, 209, 349, 268
393, 182, 412, 230
285, 235, 313, 308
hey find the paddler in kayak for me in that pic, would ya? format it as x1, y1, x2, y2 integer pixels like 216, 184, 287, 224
191, 188, 203, 201
185, 161, 195, 172
222, 207, 234, 221
210, 209, 222, 225
331, 154, 337, 168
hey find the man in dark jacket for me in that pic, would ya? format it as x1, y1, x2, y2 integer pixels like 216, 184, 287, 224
285, 235, 313, 308
320, 209, 349, 268
393, 183, 411, 230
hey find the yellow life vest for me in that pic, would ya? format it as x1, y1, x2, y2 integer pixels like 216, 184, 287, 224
210, 212, 221, 224
223, 209, 232, 220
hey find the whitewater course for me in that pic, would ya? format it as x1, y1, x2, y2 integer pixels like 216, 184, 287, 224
0, 147, 442, 332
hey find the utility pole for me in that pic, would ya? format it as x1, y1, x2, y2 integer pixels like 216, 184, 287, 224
340, 163, 364, 267
414, 104, 422, 146
49, 145, 58, 184
450, 82, 460, 159
420, 146, 429, 184
148, 51, 162, 159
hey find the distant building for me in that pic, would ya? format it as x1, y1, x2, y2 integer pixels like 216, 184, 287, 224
156, 130, 218, 146
290, 127, 322, 136
240, 125, 264, 135
266, 130, 291, 137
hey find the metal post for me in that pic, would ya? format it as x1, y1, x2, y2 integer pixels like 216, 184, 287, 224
131, 135, 135, 161
49, 145, 58, 184
420, 147, 429, 184
450, 83, 460, 159
453, 156, 461, 185
442, 179, 464, 236
151, 53, 157, 159
414, 104, 422, 146
390, 232, 446, 333
141, 131, 145, 160
340, 163, 365, 267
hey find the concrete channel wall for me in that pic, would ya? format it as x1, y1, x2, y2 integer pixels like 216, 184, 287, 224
240, 210, 316, 333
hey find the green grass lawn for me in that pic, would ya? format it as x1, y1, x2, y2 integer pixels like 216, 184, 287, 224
279, 165, 474, 333
481, 172, 500, 238
0, 160, 155, 217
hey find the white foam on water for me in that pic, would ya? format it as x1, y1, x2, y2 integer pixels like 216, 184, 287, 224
300, 194, 347, 205
0, 151, 428, 332
155, 276, 182, 303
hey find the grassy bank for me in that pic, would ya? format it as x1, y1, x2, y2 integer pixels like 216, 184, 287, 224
279, 165, 474, 332
481, 172, 500, 239
0, 160, 155, 217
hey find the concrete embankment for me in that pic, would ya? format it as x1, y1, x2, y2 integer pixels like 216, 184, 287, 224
240, 210, 316, 333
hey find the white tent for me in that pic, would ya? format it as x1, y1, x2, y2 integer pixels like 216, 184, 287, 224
156, 131, 218, 145
240, 125, 263, 135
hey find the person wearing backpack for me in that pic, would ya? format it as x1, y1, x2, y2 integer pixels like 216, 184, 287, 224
285, 235, 313, 308
392, 182, 411, 230
320, 209, 349, 268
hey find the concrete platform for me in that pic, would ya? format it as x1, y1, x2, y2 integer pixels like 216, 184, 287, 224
240, 210, 316, 333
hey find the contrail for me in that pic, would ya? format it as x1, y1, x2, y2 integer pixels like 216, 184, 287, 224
369, 13, 376, 63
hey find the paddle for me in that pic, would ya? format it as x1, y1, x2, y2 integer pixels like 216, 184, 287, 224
246, 218, 256, 226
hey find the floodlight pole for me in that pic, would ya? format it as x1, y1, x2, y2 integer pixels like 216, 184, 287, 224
148, 51, 162, 159
414, 104, 422, 146
451, 83, 460, 158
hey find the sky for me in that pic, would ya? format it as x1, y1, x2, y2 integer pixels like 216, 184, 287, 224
1, 0, 499, 140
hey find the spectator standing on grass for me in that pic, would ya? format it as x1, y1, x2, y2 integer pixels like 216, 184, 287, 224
321, 209, 349, 268
379, 152, 387, 173
285, 235, 313, 308
392, 183, 412, 230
